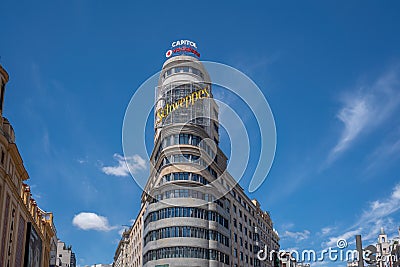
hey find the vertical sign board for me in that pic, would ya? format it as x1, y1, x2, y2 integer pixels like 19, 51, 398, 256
23, 222, 42, 267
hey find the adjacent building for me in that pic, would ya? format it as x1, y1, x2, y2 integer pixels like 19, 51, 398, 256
56, 240, 76, 267
113, 205, 146, 267
279, 251, 297, 267
114, 41, 279, 267
0, 64, 57, 267
347, 227, 400, 267
376, 228, 392, 267
113, 229, 129, 267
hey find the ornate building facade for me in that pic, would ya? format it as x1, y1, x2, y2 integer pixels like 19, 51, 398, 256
0, 64, 57, 267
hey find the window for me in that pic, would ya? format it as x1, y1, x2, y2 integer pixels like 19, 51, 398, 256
145, 207, 228, 229
143, 246, 229, 264
179, 133, 190, 144
192, 136, 200, 146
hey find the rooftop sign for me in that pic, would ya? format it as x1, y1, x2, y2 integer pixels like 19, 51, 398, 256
165, 39, 200, 58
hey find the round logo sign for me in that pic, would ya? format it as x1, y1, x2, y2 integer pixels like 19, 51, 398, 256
165, 50, 173, 58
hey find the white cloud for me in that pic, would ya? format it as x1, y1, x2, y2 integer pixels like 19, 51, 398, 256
324, 228, 361, 248
332, 96, 370, 155
282, 230, 310, 242
366, 130, 400, 171
101, 153, 147, 177
281, 222, 295, 230
282, 247, 299, 252
72, 212, 116, 231
77, 157, 88, 164
357, 183, 400, 225
321, 226, 334, 236
323, 183, 400, 247
329, 67, 400, 162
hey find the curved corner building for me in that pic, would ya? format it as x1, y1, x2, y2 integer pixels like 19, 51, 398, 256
132, 42, 279, 267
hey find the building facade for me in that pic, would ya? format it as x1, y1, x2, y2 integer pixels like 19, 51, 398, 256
113, 229, 129, 267
113, 204, 145, 267
0, 64, 57, 267
375, 227, 400, 267
114, 42, 279, 267
56, 240, 76, 267
347, 228, 400, 267
279, 252, 297, 267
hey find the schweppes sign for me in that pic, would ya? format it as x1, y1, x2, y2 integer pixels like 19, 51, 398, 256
156, 86, 210, 124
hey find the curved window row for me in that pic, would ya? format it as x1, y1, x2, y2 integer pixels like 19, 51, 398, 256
144, 207, 229, 229
155, 189, 216, 202
143, 246, 229, 264
144, 226, 229, 247
163, 66, 204, 79
151, 188, 224, 208
158, 153, 218, 179
155, 133, 216, 163
159, 172, 209, 186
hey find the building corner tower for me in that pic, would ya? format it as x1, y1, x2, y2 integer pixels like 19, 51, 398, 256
117, 41, 279, 267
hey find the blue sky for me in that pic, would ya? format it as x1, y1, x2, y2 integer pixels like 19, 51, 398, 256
1, 1, 400, 266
